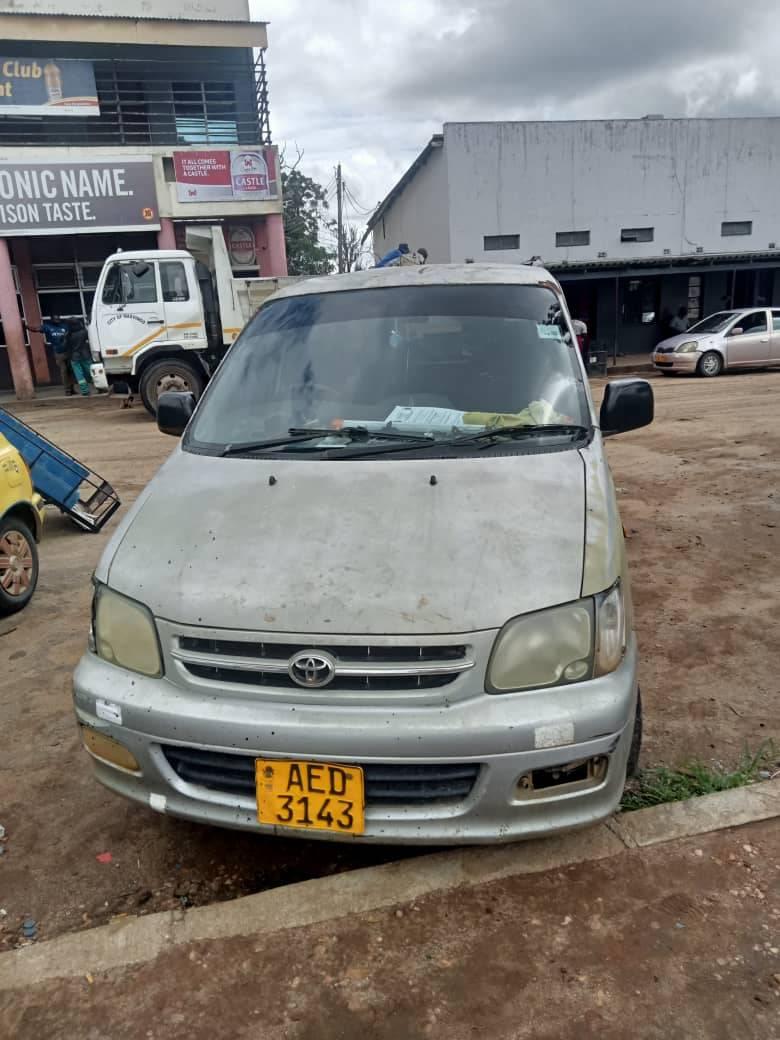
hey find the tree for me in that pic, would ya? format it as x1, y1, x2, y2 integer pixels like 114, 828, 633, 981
281, 155, 334, 276
339, 223, 362, 272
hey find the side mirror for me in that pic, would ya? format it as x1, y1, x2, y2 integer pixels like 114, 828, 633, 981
729, 327, 743, 337
599, 379, 654, 437
157, 391, 196, 437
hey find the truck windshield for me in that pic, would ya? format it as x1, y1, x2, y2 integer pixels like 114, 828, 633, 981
187, 283, 589, 454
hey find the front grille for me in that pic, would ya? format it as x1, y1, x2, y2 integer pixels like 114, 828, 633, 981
161, 746, 480, 805
171, 636, 475, 692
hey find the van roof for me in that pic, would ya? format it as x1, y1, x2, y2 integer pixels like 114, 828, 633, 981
272, 263, 561, 300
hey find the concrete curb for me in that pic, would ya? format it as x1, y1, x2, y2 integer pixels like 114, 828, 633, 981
1, 779, 778, 991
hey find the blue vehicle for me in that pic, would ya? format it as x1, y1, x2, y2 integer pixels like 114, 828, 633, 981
0, 409, 120, 533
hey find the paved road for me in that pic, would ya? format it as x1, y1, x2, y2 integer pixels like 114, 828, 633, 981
1, 372, 778, 950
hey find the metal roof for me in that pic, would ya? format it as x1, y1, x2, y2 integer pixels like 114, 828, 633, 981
365, 135, 443, 236
0, 0, 257, 22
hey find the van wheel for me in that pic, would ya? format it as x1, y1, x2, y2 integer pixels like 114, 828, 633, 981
626, 688, 643, 778
139, 360, 205, 417
697, 351, 723, 378
0, 517, 39, 616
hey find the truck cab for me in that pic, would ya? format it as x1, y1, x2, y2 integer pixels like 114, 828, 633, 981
89, 226, 298, 415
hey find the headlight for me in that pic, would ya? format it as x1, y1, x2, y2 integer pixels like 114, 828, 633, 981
93, 584, 163, 677
487, 584, 625, 693
674, 341, 699, 353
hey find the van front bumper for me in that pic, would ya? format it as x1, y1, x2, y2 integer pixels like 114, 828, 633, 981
73, 637, 639, 845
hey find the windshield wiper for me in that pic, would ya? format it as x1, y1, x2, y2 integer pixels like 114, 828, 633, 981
221, 426, 432, 456
450, 423, 591, 448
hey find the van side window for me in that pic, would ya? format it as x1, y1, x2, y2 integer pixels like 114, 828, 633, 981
161, 262, 190, 303
101, 264, 123, 305
772, 310, 780, 332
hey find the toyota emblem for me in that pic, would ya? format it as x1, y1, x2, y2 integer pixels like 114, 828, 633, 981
288, 650, 337, 689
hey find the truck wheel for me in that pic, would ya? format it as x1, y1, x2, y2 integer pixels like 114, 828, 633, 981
626, 687, 643, 778
139, 360, 205, 417
0, 517, 39, 616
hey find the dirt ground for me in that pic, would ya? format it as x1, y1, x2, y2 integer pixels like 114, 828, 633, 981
1, 372, 778, 950
3, 820, 778, 1040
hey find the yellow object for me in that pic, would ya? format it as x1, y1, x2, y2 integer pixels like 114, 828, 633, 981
255, 758, 365, 835
0, 433, 44, 535
464, 400, 571, 428
81, 726, 141, 773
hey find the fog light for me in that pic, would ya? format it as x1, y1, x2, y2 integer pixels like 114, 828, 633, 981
81, 727, 140, 774
515, 756, 608, 800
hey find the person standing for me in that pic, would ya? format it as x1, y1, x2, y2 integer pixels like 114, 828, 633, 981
66, 317, 92, 396
669, 306, 689, 334
24, 315, 75, 395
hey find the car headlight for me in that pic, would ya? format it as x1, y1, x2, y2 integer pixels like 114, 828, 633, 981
92, 583, 163, 677
487, 584, 625, 693
674, 341, 699, 353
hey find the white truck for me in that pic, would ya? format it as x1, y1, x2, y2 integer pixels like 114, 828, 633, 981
89, 225, 300, 415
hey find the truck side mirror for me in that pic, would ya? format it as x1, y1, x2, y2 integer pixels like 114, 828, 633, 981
599, 379, 654, 437
157, 392, 196, 437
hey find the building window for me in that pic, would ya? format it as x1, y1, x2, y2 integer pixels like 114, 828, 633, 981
621, 227, 654, 243
556, 230, 590, 248
721, 221, 752, 237
173, 81, 239, 144
622, 278, 658, 325
483, 234, 520, 251
687, 275, 702, 323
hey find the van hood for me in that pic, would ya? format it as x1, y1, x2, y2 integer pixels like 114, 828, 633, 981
103, 448, 587, 635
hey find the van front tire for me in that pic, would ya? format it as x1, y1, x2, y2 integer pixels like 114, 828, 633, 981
626, 688, 643, 778
139, 360, 205, 417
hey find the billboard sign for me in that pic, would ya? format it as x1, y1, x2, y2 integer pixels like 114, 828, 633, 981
0, 157, 159, 236
0, 58, 99, 117
174, 148, 279, 203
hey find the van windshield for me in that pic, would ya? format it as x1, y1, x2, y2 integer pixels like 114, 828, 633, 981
187, 283, 589, 454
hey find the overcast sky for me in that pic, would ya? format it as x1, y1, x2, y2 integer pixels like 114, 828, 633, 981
255, 0, 778, 252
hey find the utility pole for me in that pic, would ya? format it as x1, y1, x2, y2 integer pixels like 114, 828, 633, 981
336, 163, 344, 273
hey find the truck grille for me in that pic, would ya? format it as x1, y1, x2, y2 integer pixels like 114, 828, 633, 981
161, 745, 480, 805
171, 637, 475, 692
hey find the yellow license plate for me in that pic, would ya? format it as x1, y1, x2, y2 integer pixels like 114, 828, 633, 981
255, 758, 365, 835
654, 354, 669, 364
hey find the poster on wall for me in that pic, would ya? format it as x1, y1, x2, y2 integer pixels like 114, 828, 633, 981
227, 226, 257, 267
0, 157, 159, 236
0, 58, 99, 117
174, 148, 279, 203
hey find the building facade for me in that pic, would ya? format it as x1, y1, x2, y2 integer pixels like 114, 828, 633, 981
0, 0, 286, 397
369, 119, 780, 357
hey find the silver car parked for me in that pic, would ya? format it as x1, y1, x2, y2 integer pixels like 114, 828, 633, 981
74, 264, 653, 845
652, 307, 780, 376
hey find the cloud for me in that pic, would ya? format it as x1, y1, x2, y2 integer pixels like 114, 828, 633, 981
254, 0, 780, 247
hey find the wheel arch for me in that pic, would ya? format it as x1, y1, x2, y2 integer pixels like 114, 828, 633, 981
132, 344, 208, 380
1, 500, 42, 543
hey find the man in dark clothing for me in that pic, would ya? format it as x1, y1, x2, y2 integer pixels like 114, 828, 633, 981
24, 315, 75, 395
66, 317, 92, 396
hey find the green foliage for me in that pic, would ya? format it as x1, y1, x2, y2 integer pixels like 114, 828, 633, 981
282, 164, 334, 276
620, 743, 776, 812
